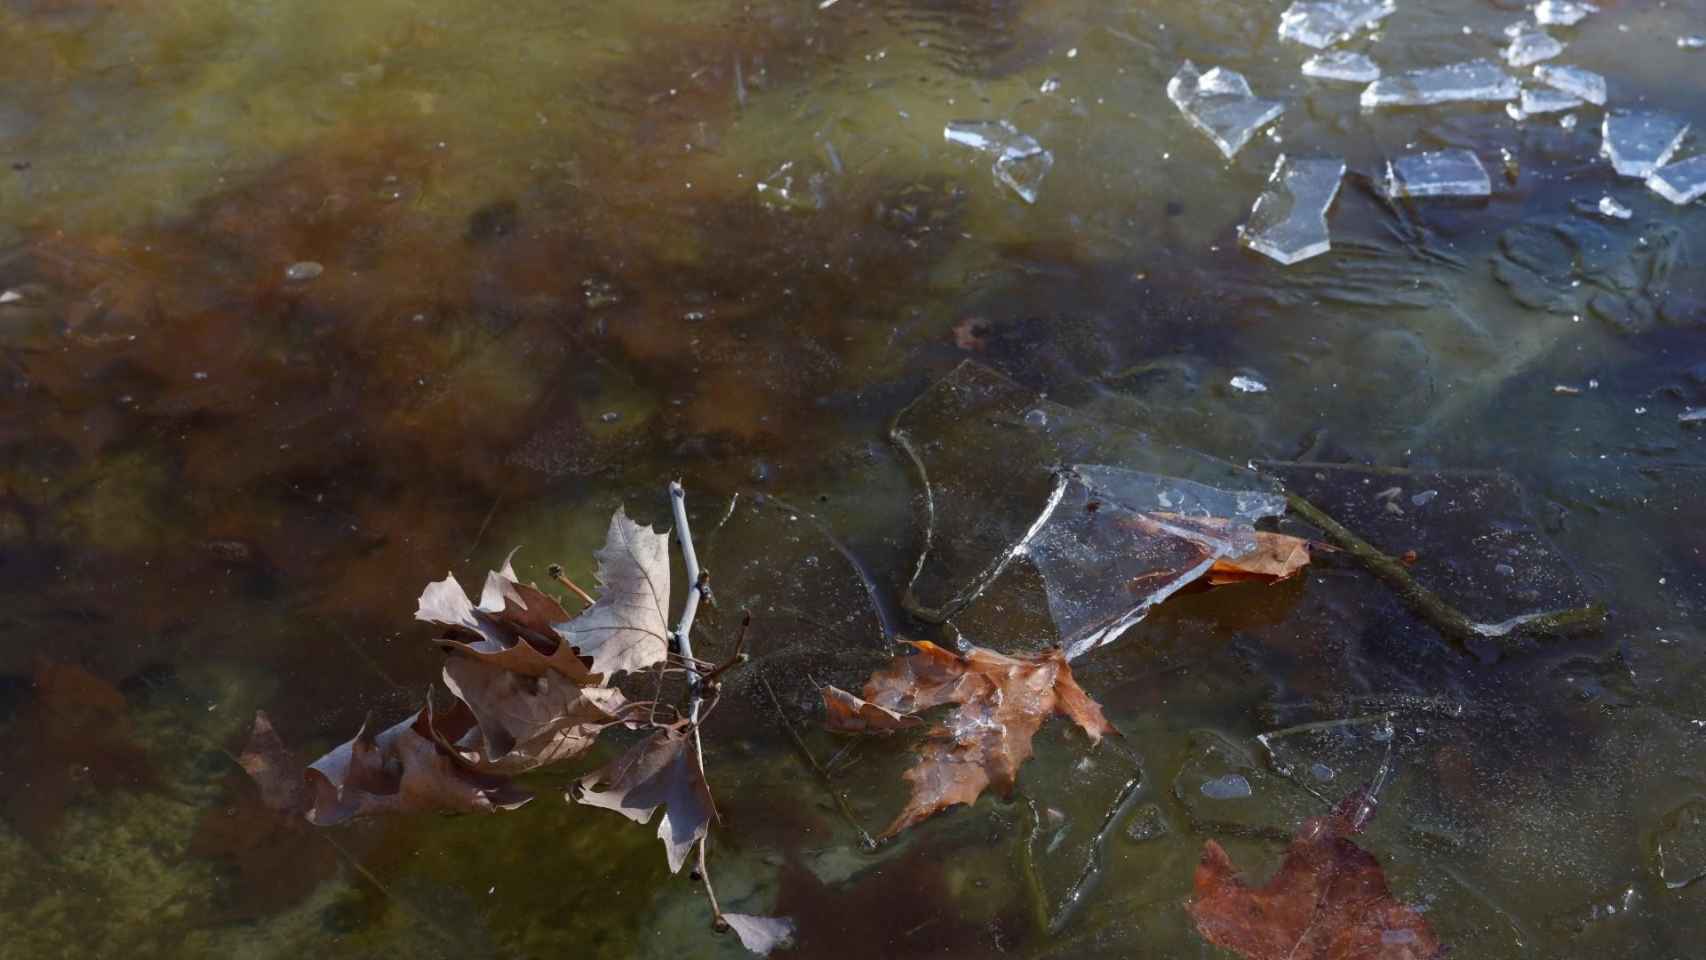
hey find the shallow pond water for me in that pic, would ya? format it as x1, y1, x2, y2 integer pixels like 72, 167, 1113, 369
2, 0, 1706, 956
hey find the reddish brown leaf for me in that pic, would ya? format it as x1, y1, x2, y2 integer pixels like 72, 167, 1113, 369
1189, 788, 1444, 960
1206, 530, 1313, 586
821, 686, 921, 733
571, 721, 716, 873
829, 640, 1116, 838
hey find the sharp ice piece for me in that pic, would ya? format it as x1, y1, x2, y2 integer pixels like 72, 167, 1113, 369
1534, 0, 1597, 26
1679, 36, 1706, 50
943, 120, 1053, 203
1647, 155, 1706, 205
1302, 51, 1381, 82
1166, 61, 1285, 159
1384, 149, 1492, 198
1560, 112, 1578, 130
1504, 29, 1565, 67
1509, 86, 1584, 119
1359, 60, 1519, 108
1600, 111, 1690, 178
1228, 374, 1271, 393
1241, 154, 1346, 265
1277, 0, 1395, 48
1593, 195, 1633, 219
1532, 64, 1606, 105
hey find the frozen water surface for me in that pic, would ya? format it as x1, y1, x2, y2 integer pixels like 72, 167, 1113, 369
1385, 149, 1492, 198
1166, 61, 1284, 159
1533, 0, 1597, 26
1360, 59, 1519, 108
1601, 111, 1690, 178
1277, 0, 1395, 48
1532, 63, 1606, 105
1647, 155, 1706, 205
943, 120, 1054, 203
1302, 50, 1381, 82
1504, 29, 1564, 68
1242, 154, 1346, 265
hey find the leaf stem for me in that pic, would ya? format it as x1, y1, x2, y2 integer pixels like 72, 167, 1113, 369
546, 563, 598, 609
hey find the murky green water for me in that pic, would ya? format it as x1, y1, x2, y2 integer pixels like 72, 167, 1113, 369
3, 0, 1706, 956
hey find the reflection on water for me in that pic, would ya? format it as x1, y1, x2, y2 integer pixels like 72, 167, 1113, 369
2, 0, 1706, 954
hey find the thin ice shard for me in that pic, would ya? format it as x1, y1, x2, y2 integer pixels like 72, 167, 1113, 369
1302, 51, 1381, 82
1647, 156, 1706, 205
1360, 60, 1519, 108
1277, 0, 1395, 49
1167, 61, 1285, 159
1532, 63, 1605, 104
1024, 465, 1286, 660
943, 120, 1053, 204
1534, 0, 1597, 26
1242, 154, 1346, 265
1504, 29, 1564, 67
1601, 111, 1690, 178
1384, 149, 1491, 198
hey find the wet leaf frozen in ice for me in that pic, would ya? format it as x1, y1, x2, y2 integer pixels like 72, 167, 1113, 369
1189, 787, 1445, 959
722, 913, 797, 956
1167, 61, 1284, 159
1206, 530, 1314, 585
826, 640, 1115, 838
571, 720, 716, 873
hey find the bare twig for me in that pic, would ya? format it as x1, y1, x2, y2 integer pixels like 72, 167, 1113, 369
699, 611, 753, 687
695, 836, 729, 932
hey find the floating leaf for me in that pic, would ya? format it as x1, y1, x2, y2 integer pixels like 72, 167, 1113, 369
553, 508, 672, 679
439, 649, 627, 773
1189, 787, 1444, 960
827, 640, 1116, 838
571, 721, 715, 873
723, 913, 797, 956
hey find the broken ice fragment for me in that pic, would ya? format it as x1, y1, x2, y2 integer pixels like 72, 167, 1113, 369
1302, 51, 1381, 83
1277, 0, 1395, 49
1508, 86, 1584, 119
1578, 195, 1632, 219
1680, 36, 1706, 50
1532, 64, 1605, 104
1360, 60, 1519, 108
1167, 61, 1284, 159
1200, 775, 1253, 800
943, 120, 1053, 203
1241, 154, 1346, 265
1534, 0, 1597, 26
1228, 374, 1271, 393
1560, 113, 1578, 130
1600, 111, 1690, 178
1504, 29, 1564, 68
1647, 155, 1706, 205
1384, 149, 1492, 198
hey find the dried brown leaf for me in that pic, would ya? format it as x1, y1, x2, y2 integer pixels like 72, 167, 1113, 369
1206, 530, 1313, 586
834, 640, 1116, 838
303, 698, 531, 825
821, 685, 921, 733
439, 649, 626, 773
1189, 788, 1444, 960
571, 721, 715, 873
553, 509, 672, 678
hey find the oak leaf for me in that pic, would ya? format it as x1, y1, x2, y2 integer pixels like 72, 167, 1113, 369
1189, 787, 1444, 960
825, 640, 1116, 838
571, 720, 715, 873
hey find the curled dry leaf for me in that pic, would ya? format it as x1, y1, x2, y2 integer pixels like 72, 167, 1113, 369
418, 549, 597, 684
552, 508, 673, 679
571, 720, 715, 873
439, 647, 627, 774
827, 640, 1116, 838
821, 685, 922, 733
303, 696, 531, 825
723, 913, 797, 956
1189, 787, 1444, 960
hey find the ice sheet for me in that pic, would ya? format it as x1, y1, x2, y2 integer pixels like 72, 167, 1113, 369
1167, 61, 1285, 159
1277, 0, 1395, 48
1600, 111, 1690, 178
1302, 51, 1381, 82
1384, 149, 1492, 198
1242, 154, 1346, 265
1647, 155, 1706, 205
1360, 60, 1519, 108
1532, 63, 1606, 105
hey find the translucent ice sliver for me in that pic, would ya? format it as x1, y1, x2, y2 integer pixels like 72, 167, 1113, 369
1504, 29, 1564, 68
1277, 0, 1395, 49
1166, 61, 1285, 159
1360, 60, 1519, 108
1242, 154, 1346, 265
1507, 86, 1583, 120
1302, 51, 1381, 82
1534, 0, 1597, 26
1024, 465, 1286, 660
1600, 111, 1690, 178
943, 120, 1054, 203
1532, 64, 1605, 105
1384, 149, 1492, 198
1647, 156, 1706, 205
